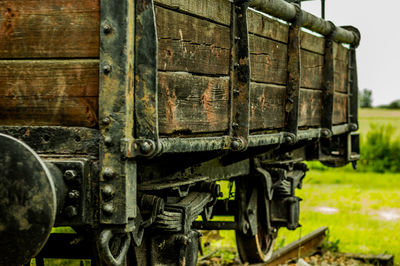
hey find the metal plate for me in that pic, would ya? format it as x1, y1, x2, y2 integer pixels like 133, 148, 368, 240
0, 133, 56, 265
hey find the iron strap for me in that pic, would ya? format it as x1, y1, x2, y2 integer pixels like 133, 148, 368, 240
230, 0, 251, 152
99, 0, 137, 224
285, 5, 302, 136
321, 21, 336, 132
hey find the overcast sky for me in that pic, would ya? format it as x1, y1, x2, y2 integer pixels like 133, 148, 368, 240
302, 0, 397, 106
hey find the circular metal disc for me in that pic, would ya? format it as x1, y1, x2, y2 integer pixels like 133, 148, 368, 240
0, 133, 56, 265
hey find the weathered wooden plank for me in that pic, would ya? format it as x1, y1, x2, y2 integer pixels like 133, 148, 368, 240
301, 31, 324, 55
0, 0, 100, 59
156, 6, 230, 75
247, 9, 289, 43
250, 83, 286, 130
301, 50, 323, 90
154, 0, 231, 26
249, 34, 287, 85
0, 97, 98, 127
298, 89, 322, 127
0, 60, 99, 127
334, 43, 349, 93
158, 72, 229, 134
333, 92, 348, 124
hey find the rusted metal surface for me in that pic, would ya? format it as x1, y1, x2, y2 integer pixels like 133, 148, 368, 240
99, 0, 137, 227
135, 0, 159, 142
285, 4, 302, 135
230, 0, 251, 151
321, 23, 336, 131
0, 126, 99, 155
254, 226, 328, 266
250, 0, 360, 45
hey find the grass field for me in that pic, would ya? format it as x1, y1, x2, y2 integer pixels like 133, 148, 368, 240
359, 108, 400, 137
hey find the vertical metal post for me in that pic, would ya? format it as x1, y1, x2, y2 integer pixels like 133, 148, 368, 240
285, 5, 302, 136
321, 22, 336, 133
135, 0, 159, 143
230, 0, 251, 152
99, 0, 137, 224
321, 0, 325, 19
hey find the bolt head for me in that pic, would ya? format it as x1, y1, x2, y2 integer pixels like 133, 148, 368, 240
140, 141, 153, 154
64, 170, 77, 181
65, 205, 78, 218
231, 140, 241, 150
104, 136, 112, 146
68, 190, 80, 200
321, 129, 330, 137
103, 168, 115, 179
103, 24, 112, 34
102, 117, 111, 125
102, 203, 114, 216
285, 136, 293, 143
103, 64, 111, 75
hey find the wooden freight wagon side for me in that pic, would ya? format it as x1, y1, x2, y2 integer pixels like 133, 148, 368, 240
0, 0, 349, 135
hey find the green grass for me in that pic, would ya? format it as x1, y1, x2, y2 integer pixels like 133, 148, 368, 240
278, 168, 400, 264
205, 170, 400, 265
359, 108, 400, 137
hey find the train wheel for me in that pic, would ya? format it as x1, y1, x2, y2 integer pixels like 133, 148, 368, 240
235, 215, 276, 263
235, 178, 276, 263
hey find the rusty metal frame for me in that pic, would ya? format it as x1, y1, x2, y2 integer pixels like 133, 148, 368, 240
99, 0, 137, 225
321, 22, 336, 133
229, 0, 251, 152
285, 4, 302, 136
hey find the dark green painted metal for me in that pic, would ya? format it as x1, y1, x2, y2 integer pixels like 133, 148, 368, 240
99, 0, 137, 225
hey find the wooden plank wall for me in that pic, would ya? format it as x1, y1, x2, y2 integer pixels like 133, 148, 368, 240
0, 0, 349, 133
0, 0, 99, 127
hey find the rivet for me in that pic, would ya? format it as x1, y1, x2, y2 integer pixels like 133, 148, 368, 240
64, 170, 77, 181
103, 168, 115, 179
285, 136, 293, 143
65, 205, 78, 218
103, 64, 112, 75
232, 122, 239, 128
102, 185, 115, 198
103, 203, 114, 216
102, 117, 111, 125
104, 136, 112, 146
103, 24, 112, 34
68, 190, 80, 200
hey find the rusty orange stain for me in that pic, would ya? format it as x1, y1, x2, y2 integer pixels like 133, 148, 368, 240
1, 7, 19, 37
201, 81, 217, 125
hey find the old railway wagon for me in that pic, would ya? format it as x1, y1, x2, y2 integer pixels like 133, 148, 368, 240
0, 0, 360, 265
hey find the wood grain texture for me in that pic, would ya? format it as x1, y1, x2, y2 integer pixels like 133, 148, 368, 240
250, 83, 286, 130
0, 0, 99, 59
298, 89, 322, 127
247, 9, 288, 43
158, 72, 229, 134
301, 31, 324, 55
156, 6, 230, 75
0, 60, 98, 127
333, 92, 348, 124
249, 34, 287, 85
155, 0, 231, 26
334, 43, 349, 93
